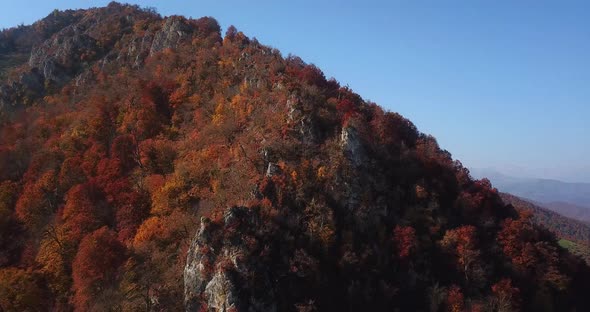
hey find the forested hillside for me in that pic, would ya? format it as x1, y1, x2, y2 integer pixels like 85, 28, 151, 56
1, 3, 589, 311
501, 193, 590, 264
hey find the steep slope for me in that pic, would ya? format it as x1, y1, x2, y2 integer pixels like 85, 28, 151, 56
0, 8, 84, 79
0, 3, 165, 119
0, 3, 589, 312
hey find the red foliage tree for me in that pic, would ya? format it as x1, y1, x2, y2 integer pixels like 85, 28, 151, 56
139, 138, 176, 174
81, 141, 107, 177
61, 182, 107, 243
368, 105, 418, 150
497, 217, 538, 269
298, 64, 327, 88
115, 190, 149, 242
15, 170, 57, 231
71, 227, 126, 311
224, 25, 238, 42
191, 16, 221, 38
336, 98, 358, 125
58, 156, 86, 193
111, 134, 139, 172
0, 181, 22, 266
87, 96, 117, 147
393, 225, 416, 260
21, 149, 62, 185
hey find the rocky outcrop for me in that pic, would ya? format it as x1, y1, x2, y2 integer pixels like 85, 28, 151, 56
285, 94, 317, 144
0, 6, 150, 118
150, 17, 191, 56
0, 5, 223, 118
121, 32, 154, 68
184, 208, 277, 312
203, 271, 240, 311
184, 218, 215, 311
28, 24, 100, 84
340, 126, 366, 167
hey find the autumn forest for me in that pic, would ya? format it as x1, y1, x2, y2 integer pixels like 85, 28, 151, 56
0, 3, 589, 312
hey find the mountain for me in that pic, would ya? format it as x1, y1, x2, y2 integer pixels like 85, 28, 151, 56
542, 201, 590, 224
500, 193, 590, 264
1, 3, 590, 311
471, 168, 590, 221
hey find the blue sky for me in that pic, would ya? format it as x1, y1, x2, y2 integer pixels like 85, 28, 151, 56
2, 1, 589, 182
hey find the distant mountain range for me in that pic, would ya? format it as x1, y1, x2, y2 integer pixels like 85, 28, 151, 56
471, 168, 590, 222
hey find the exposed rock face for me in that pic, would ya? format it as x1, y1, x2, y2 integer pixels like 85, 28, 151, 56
285, 94, 317, 144
121, 32, 154, 67
203, 271, 239, 311
28, 25, 100, 84
265, 162, 279, 177
340, 126, 366, 167
0, 9, 223, 120
18, 69, 45, 96
1, 8, 125, 117
0, 3, 170, 120
150, 17, 191, 56
184, 208, 277, 312
184, 218, 215, 311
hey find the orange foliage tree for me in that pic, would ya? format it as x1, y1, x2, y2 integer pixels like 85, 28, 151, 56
0, 267, 49, 311
446, 285, 464, 312
440, 225, 484, 284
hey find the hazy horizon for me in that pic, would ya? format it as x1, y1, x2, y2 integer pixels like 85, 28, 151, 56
470, 167, 590, 184
2, 0, 588, 182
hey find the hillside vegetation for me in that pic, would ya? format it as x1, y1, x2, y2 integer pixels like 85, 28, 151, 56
501, 193, 590, 264
0, 3, 589, 311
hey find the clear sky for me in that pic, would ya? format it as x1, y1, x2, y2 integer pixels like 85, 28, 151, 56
2, 0, 589, 182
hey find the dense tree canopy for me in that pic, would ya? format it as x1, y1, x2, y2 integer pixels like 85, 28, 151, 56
0, 3, 589, 311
